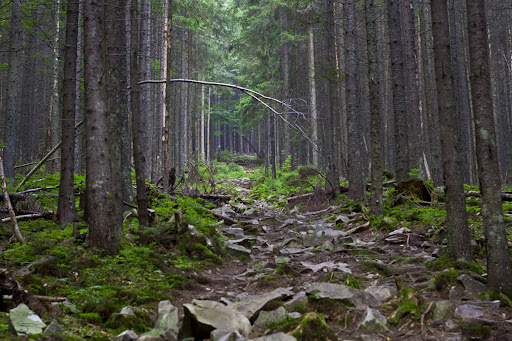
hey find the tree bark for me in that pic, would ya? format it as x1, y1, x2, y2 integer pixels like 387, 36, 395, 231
57, 0, 80, 224
431, 0, 472, 261
466, 0, 512, 291
307, 23, 319, 169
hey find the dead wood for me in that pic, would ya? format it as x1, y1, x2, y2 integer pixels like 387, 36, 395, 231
19, 186, 59, 194
465, 190, 512, 201
207, 209, 238, 225
0, 268, 47, 314
15, 256, 56, 277
1, 211, 53, 224
189, 193, 232, 201
0, 153, 25, 244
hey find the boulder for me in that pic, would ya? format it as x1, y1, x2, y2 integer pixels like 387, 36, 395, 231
253, 307, 287, 330
433, 301, 453, 321
111, 330, 139, 341
8, 303, 47, 336
43, 319, 64, 335
306, 282, 379, 308
228, 287, 294, 321
179, 300, 251, 340
142, 300, 179, 341
211, 329, 246, 341
358, 307, 388, 333
364, 285, 396, 303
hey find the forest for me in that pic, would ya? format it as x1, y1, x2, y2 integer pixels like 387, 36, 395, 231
1, 0, 512, 339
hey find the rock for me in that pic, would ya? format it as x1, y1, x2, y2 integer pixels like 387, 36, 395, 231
287, 312, 301, 319
253, 307, 287, 330
301, 229, 346, 248
358, 335, 385, 341
224, 243, 252, 257
137, 336, 164, 341
284, 291, 308, 309
222, 227, 245, 238
364, 285, 396, 303
358, 307, 389, 333
211, 329, 246, 341
111, 330, 139, 341
444, 334, 463, 341
179, 300, 251, 340
306, 282, 379, 308
335, 214, 351, 224
8, 303, 47, 336
432, 248, 441, 257
52, 298, 79, 314
120, 306, 136, 315
43, 319, 63, 335
456, 274, 487, 300
291, 312, 336, 340
421, 241, 431, 248
455, 304, 484, 319
300, 261, 352, 274
251, 332, 297, 341
228, 287, 294, 321
433, 300, 453, 321
141, 301, 179, 340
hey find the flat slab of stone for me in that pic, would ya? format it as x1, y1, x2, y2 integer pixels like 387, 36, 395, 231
454, 304, 484, 319
8, 304, 47, 336
358, 307, 389, 333
228, 287, 294, 321
179, 300, 251, 339
253, 306, 287, 330
306, 282, 379, 308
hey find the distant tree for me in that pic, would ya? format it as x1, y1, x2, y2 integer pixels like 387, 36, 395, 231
466, 0, 512, 291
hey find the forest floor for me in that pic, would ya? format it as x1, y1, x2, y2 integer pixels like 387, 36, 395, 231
2, 158, 512, 340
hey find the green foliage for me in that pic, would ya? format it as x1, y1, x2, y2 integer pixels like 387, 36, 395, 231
425, 255, 485, 275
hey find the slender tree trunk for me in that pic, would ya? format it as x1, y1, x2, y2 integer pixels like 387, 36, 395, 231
308, 23, 319, 169
139, 0, 151, 179
130, 0, 149, 226
49, 0, 62, 173
163, 0, 173, 192
57, 0, 79, 224
346, 0, 364, 199
366, 0, 383, 216
388, 0, 409, 181
84, 0, 123, 254
3, 0, 22, 179
431, 0, 472, 261
466, 0, 512, 291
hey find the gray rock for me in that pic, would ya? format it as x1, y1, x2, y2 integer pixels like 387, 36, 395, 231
456, 274, 486, 300
111, 330, 139, 341
454, 304, 484, 319
306, 282, 379, 308
287, 312, 301, 319
433, 300, 452, 321
358, 307, 388, 333
211, 329, 246, 341
444, 334, 463, 341
300, 261, 351, 274
43, 319, 63, 335
364, 285, 396, 303
253, 307, 287, 330
284, 291, 308, 309
302, 229, 346, 248
251, 332, 297, 341
335, 214, 351, 224
136, 336, 163, 341
120, 306, 136, 315
222, 227, 245, 238
8, 303, 47, 336
142, 301, 179, 340
224, 243, 252, 257
228, 287, 294, 321
179, 300, 251, 339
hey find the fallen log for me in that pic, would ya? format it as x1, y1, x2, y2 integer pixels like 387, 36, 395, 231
1, 212, 53, 224
190, 193, 232, 201
207, 209, 238, 225
16, 256, 56, 277
465, 190, 512, 201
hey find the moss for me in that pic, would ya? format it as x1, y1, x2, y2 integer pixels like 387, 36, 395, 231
104, 310, 151, 334
362, 259, 393, 276
433, 269, 459, 292
388, 287, 421, 325
78, 312, 103, 325
291, 312, 338, 341
267, 315, 299, 333
426, 255, 485, 274
461, 322, 493, 339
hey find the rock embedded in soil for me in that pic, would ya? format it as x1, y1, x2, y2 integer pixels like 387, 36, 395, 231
253, 306, 287, 330
251, 332, 297, 341
364, 285, 397, 304
141, 300, 179, 340
433, 300, 453, 321
112, 330, 139, 341
228, 287, 294, 321
210, 329, 245, 341
306, 282, 379, 308
8, 303, 47, 336
358, 307, 389, 333
43, 319, 64, 335
179, 300, 251, 339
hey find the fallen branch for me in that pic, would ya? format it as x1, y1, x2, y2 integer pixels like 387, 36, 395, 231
465, 190, 512, 201
16, 256, 56, 277
1, 212, 53, 224
0, 152, 25, 244
207, 209, 238, 225
19, 186, 59, 195
16, 120, 84, 191
189, 193, 232, 201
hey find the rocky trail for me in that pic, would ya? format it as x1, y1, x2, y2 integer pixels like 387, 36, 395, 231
7, 172, 512, 341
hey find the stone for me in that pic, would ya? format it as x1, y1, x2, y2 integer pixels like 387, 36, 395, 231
142, 300, 179, 340
111, 330, 139, 341
211, 329, 246, 341
224, 243, 252, 257
284, 291, 308, 309
300, 261, 351, 274
120, 306, 136, 315
358, 307, 389, 333
251, 332, 297, 341
8, 303, 47, 336
222, 227, 245, 238
179, 300, 251, 339
43, 319, 63, 335
301, 229, 346, 248
364, 285, 396, 303
306, 282, 379, 308
291, 312, 336, 340
358, 335, 385, 341
228, 287, 294, 321
137, 336, 164, 341
253, 307, 287, 330
335, 214, 351, 224
433, 300, 453, 321
456, 274, 486, 300
454, 304, 484, 319
51, 298, 79, 314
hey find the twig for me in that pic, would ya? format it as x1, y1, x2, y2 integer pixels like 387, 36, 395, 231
1, 212, 53, 223
0, 151, 25, 244
420, 301, 434, 336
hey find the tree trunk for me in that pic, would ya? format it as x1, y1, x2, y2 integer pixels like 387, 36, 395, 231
346, 0, 364, 199
163, 0, 173, 192
431, 0, 472, 261
130, 0, 149, 226
57, 0, 79, 224
307, 23, 319, 169
84, 0, 123, 254
49, 0, 62, 174
3, 0, 22, 179
466, 0, 512, 291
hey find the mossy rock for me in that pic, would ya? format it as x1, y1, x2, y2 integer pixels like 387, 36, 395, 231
392, 178, 432, 206
291, 312, 337, 341
104, 309, 151, 334
388, 287, 421, 325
